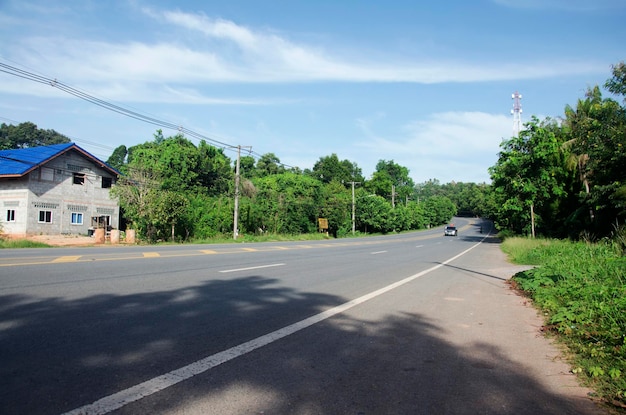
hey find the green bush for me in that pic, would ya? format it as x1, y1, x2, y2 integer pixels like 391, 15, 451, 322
506, 237, 626, 407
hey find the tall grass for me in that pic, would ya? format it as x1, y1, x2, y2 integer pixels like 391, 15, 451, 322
0, 238, 51, 248
504, 237, 626, 408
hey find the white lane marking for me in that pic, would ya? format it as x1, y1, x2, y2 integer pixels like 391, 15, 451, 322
370, 250, 387, 255
61, 237, 486, 415
219, 263, 285, 273
416, 245, 424, 248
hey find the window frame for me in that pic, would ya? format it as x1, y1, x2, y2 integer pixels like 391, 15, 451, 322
70, 212, 83, 225
101, 176, 112, 188
73, 173, 86, 185
38, 210, 52, 223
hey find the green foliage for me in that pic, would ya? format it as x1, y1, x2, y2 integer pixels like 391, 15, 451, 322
490, 62, 626, 240
185, 194, 233, 239
356, 192, 393, 234
365, 159, 415, 205
0, 237, 51, 248
250, 172, 323, 234
307, 153, 364, 185
0, 121, 71, 149
441, 182, 490, 217
106, 145, 128, 172
489, 117, 570, 236
605, 61, 626, 101
565, 85, 626, 236
318, 180, 352, 237
507, 237, 626, 406
255, 153, 285, 177
423, 195, 457, 226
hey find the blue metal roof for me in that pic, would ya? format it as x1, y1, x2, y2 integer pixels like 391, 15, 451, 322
0, 143, 119, 177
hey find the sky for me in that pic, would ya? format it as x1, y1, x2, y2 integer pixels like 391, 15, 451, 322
0, 0, 624, 184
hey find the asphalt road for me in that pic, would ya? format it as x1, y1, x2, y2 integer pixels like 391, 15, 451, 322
0, 218, 607, 414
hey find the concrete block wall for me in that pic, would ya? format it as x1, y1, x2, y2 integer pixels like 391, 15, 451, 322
0, 149, 119, 236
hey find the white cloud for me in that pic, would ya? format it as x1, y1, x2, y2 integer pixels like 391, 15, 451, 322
0, 7, 610, 105
355, 111, 511, 183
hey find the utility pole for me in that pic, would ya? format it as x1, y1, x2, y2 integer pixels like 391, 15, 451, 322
233, 145, 251, 240
391, 184, 397, 208
347, 181, 360, 235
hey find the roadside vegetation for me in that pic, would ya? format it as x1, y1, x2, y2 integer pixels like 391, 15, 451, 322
0, 237, 50, 248
503, 236, 626, 409
488, 61, 626, 409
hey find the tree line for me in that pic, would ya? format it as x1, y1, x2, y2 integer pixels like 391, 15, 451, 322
4, 61, 622, 242
105, 131, 470, 241
0, 122, 477, 242
487, 62, 626, 240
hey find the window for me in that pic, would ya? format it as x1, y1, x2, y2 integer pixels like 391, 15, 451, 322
71, 212, 83, 225
102, 177, 112, 188
73, 173, 85, 185
38, 210, 52, 223
6, 210, 15, 222
40, 167, 54, 181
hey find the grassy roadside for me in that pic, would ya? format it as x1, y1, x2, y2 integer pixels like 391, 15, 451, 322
502, 237, 626, 410
0, 238, 51, 248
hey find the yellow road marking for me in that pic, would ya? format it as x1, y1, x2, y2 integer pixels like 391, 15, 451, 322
52, 256, 81, 263
0, 225, 473, 268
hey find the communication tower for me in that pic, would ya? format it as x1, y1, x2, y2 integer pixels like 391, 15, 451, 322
511, 91, 522, 136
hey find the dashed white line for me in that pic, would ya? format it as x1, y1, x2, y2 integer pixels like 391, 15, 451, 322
370, 250, 387, 255
219, 263, 285, 273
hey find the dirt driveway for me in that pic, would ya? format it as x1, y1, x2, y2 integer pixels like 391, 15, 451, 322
19, 234, 101, 247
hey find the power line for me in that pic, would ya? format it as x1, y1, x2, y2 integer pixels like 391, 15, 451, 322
0, 60, 298, 170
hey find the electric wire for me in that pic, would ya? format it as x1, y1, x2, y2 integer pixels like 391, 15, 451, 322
0, 61, 298, 170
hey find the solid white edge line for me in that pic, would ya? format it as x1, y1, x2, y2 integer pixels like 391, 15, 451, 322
61, 236, 488, 415
219, 263, 285, 273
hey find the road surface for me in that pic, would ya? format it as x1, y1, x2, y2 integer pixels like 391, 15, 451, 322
0, 218, 607, 414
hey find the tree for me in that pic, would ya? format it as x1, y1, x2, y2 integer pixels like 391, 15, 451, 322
605, 61, 626, 99
250, 172, 322, 234
110, 166, 161, 239
126, 133, 232, 195
106, 145, 127, 172
114, 131, 234, 240
365, 160, 414, 205
318, 180, 352, 237
151, 191, 189, 242
0, 122, 70, 149
423, 196, 457, 227
441, 182, 489, 217
197, 141, 231, 196
255, 153, 285, 177
356, 193, 392, 233
308, 153, 364, 185
489, 117, 569, 236
239, 155, 257, 178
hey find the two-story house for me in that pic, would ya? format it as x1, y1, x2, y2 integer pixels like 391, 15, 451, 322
0, 143, 120, 236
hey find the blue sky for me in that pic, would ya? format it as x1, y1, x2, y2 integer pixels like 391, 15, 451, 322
0, 0, 624, 184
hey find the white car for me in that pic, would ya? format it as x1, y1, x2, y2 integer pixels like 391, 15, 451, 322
444, 225, 458, 236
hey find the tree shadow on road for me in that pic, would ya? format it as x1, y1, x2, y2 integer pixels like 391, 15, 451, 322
0, 273, 604, 415
145, 310, 603, 415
